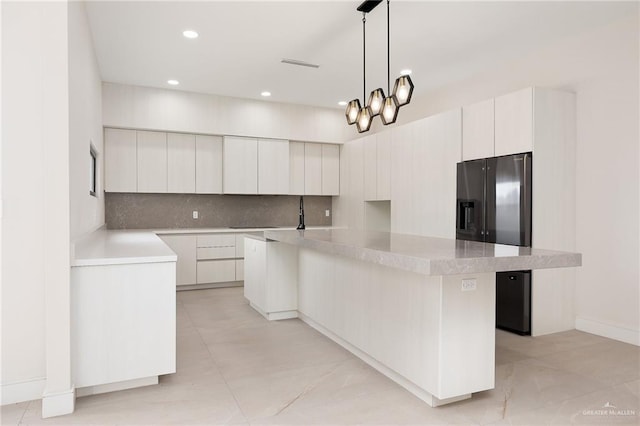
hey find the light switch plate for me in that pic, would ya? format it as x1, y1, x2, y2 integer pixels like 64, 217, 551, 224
192, 211, 199, 219
325, 209, 330, 217
461, 278, 477, 292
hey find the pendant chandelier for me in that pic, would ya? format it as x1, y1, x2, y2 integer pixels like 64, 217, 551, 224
345, 0, 414, 133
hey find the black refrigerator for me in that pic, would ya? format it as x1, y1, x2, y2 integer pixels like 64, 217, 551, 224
456, 152, 532, 335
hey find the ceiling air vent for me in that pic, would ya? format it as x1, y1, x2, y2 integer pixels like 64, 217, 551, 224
281, 58, 320, 69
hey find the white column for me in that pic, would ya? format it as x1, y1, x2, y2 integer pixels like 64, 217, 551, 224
41, 0, 75, 417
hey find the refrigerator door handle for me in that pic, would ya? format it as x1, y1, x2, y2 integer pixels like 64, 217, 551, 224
522, 153, 532, 247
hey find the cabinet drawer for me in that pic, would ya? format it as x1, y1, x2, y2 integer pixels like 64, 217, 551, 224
235, 259, 244, 281
235, 234, 245, 258
197, 246, 236, 260
197, 234, 236, 248
197, 260, 236, 284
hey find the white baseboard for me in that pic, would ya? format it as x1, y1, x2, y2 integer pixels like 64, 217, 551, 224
76, 376, 158, 398
576, 317, 640, 346
42, 386, 75, 418
1, 377, 45, 405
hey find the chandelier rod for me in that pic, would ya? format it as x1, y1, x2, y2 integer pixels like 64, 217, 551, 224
387, 0, 390, 95
362, 11, 367, 104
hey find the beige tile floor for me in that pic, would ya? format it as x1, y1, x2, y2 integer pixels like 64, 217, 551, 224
3, 287, 639, 425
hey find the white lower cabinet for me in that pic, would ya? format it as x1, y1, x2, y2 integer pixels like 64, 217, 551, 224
71, 261, 176, 392
235, 259, 245, 281
197, 259, 236, 284
159, 235, 196, 286
243, 237, 298, 320
159, 231, 246, 288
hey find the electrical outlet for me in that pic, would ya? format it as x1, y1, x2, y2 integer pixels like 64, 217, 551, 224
325, 209, 330, 217
192, 210, 199, 219
461, 278, 477, 292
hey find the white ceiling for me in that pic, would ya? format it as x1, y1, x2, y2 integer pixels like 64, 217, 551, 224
85, 1, 633, 110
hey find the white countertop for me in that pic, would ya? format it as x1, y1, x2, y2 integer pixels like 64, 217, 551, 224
72, 226, 336, 267
72, 230, 177, 267
263, 228, 582, 276
152, 226, 332, 235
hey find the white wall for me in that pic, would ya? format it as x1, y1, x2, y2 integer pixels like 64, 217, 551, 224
2, 0, 54, 401
2, 0, 103, 407
69, 1, 104, 241
339, 14, 639, 344
102, 82, 351, 144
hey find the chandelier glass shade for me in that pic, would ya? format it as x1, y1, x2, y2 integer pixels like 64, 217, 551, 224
345, 99, 361, 125
393, 74, 414, 106
356, 106, 373, 133
367, 88, 385, 117
380, 96, 399, 125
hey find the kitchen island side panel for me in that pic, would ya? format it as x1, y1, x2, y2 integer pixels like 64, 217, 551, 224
296, 247, 495, 401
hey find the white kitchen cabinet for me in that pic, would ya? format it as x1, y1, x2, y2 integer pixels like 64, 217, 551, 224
243, 237, 298, 320
364, 132, 391, 201
159, 235, 197, 286
137, 130, 167, 193
167, 133, 196, 193
235, 234, 245, 257
341, 138, 365, 230
321, 144, 340, 195
289, 142, 305, 195
462, 98, 495, 160
71, 261, 175, 392
495, 87, 533, 156
363, 135, 378, 201
391, 109, 461, 238
304, 142, 322, 195
258, 138, 289, 194
223, 136, 258, 194
105, 128, 137, 192
235, 259, 244, 281
194, 233, 242, 284
195, 135, 223, 194
197, 259, 236, 284
376, 131, 391, 200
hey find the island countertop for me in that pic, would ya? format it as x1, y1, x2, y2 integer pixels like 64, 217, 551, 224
262, 228, 581, 276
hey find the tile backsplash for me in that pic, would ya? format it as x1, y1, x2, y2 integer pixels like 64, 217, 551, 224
105, 193, 332, 229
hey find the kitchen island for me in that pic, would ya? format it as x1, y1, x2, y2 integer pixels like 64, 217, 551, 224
245, 229, 581, 407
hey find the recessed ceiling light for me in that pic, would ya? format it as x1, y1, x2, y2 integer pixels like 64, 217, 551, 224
400, 69, 412, 76
338, 101, 347, 106
167, 79, 179, 86
183, 30, 198, 39
261, 91, 271, 97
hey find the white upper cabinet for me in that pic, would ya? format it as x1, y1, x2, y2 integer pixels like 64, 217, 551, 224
462, 98, 495, 161
289, 142, 305, 195
363, 135, 377, 201
364, 132, 391, 201
495, 87, 533, 156
105, 128, 137, 192
137, 130, 167, 193
321, 144, 340, 196
223, 136, 258, 194
390, 109, 461, 238
105, 128, 338, 196
167, 133, 196, 193
195, 135, 223, 194
258, 139, 290, 195
304, 143, 323, 195
376, 131, 391, 200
